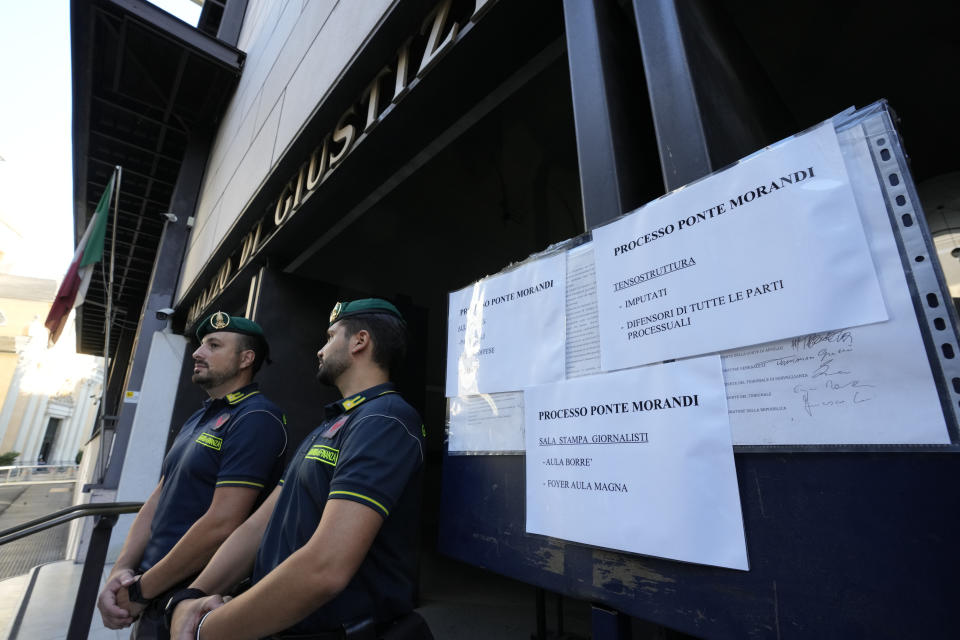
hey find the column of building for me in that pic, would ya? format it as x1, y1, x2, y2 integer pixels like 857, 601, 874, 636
0, 358, 27, 449
20, 395, 51, 463
55, 374, 100, 463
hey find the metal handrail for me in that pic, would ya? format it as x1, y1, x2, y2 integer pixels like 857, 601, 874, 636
0, 501, 143, 546
2, 501, 144, 639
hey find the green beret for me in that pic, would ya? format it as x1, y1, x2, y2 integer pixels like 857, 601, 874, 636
329, 298, 405, 326
195, 311, 266, 340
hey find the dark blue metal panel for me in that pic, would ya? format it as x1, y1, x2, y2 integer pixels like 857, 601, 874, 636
592, 605, 631, 640
631, 0, 794, 190
561, 0, 663, 229
438, 452, 960, 638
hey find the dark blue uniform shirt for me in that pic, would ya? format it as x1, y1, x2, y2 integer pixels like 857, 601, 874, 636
140, 383, 287, 571
253, 382, 424, 632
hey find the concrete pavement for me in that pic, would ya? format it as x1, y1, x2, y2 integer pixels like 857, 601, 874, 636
0, 482, 74, 581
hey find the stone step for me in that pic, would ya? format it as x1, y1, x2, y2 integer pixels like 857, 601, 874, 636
0, 572, 31, 638
0, 560, 124, 640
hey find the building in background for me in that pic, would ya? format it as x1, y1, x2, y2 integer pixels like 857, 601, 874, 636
0, 272, 102, 466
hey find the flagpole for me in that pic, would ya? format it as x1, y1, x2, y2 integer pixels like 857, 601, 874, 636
98, 166, 121, 483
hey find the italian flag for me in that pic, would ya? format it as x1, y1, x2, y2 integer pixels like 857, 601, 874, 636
45, 172, 116, 344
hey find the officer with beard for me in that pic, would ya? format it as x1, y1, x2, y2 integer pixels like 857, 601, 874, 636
168, 299, 431, 640
97, 312, 287, 639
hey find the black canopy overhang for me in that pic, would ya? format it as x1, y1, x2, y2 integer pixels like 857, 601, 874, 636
70, 0, 243, 356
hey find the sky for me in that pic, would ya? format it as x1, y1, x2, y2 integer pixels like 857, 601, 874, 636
0, 0, 200, 283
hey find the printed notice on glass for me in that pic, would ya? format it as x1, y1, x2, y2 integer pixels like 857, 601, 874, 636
448, 392, 525, 453
524, 356, 748, 570
565, 243, 602, 379
723, 122, 949, 445
446, 254, 566, 397
593, 122, 888, 371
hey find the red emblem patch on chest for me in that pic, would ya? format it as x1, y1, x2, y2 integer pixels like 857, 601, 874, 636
322, 416, 348, 438
211, 413, 231, 430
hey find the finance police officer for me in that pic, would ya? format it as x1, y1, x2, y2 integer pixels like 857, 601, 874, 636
169, 299, 431, 640
97, 312, 288, 639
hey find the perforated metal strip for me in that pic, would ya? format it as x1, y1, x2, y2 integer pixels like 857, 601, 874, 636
860, 105, 960, 442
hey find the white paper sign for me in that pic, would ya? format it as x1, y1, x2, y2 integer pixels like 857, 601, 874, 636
723, 122, 950, 445
524, 356, 748, 570
446, 254, 566, 397
593, 122, 887, 371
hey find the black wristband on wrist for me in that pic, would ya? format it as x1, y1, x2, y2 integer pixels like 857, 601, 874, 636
126, 575, 151, 605
164, 588, 209, 630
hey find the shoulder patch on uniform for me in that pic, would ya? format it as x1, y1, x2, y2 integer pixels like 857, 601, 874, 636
196, 432, 223, 451
225, 390, 260, 405
211, 413, 231, 430
322, 416, 349, 439
305, 444, 339, 466
341, 395, 366, 411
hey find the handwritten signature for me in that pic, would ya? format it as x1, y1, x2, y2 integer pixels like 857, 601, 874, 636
752, 353, 817, 367
751, 344, 853, 369
791, 329, 854, 351
811, 356, 851, 378
793, 379, 876, 417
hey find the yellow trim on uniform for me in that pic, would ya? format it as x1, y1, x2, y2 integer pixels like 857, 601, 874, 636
305, 445, 339, 466
341, 395, 366, 411
329, 490, 389, 516
216, 480, 264, 488
196, 432, 223, 450
225, 390, 261, 405
340, 389, 397, 412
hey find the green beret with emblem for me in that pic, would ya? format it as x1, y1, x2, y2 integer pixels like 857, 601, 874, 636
329, 298, 405, 327
195, 311, 267, 340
